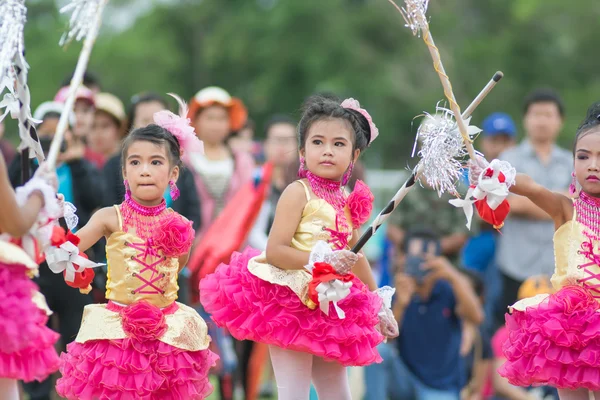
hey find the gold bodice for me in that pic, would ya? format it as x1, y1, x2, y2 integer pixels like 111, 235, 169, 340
291, 179, 354, 251
104, 205, 179, 308
551, 219, 600, 295
247, 180, 353, 304
75, 206, 210, 351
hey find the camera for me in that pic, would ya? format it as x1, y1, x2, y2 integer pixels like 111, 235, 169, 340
402, 229, 441, 284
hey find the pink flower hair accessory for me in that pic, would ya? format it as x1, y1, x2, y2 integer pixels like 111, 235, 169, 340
347, 180, 375, 227
153, 93, 204, 164
153, 212, 195, 258
341, 98, 379, 145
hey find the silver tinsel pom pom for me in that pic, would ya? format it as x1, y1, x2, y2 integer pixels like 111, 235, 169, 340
59, 0, 104, 46
415, 104, 481, 196
399, 0, 429, 36
0, 0, 26, 84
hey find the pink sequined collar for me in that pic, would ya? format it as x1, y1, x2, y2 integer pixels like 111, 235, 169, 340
305, 171, 350, 248
121, 192, 168, 241
305, 171, 347, 217
124, 192, 166, 216
576, 191, 600, 240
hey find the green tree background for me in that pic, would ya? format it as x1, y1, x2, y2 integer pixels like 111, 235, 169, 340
10, 0, 600, 168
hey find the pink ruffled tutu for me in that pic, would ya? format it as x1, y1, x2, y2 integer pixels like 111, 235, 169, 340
0, 262, 60, 381
56, 301, 218, 400
200, 248, 384, 366
500, 285, 600, 390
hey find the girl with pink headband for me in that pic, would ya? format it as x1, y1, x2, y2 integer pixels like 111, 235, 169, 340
200, 95, 397, 400
50, 94, 218, 399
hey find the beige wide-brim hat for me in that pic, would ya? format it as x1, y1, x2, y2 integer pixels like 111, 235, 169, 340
94, 92, 126, 126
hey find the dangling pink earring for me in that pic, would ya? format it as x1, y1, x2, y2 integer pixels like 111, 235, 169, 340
169, 180, 180, 201
569, 172, 578, 197
298, 156, 307, 178
342, 162, 354, 186
124, 179, 131, 197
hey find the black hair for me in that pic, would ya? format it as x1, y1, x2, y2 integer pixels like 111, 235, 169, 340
127, 92, 170, 132
62, 71, 101, 90
121, 124, 182, 169
573, 101, 600, 154
265, 114, 296, 137
298, 95, 371, 151
229, 118, 255, 139
523, 88, 565, 117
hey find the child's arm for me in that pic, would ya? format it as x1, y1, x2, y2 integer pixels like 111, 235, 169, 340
508, 196, 553, 220
0, 156, 48, 237
510, 173, 572, 227
265, 182, 310, 270
75, 207, 116, 252
348, 229, 377, 291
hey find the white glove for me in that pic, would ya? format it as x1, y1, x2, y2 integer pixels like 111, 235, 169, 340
33, 162, 58, 191
374, 286, 399, 338
15, 178, 60, 219
307, 240, 359, 275
322, 250, 358, 275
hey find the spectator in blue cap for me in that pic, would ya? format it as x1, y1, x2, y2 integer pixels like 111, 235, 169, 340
480, 112, 517, 161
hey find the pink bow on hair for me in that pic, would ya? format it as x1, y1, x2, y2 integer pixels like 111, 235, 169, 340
153, 93, 204, 164
341, 98, 379, 144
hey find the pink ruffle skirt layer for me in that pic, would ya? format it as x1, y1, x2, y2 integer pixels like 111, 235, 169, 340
200, 248, 384, 366
500, 285, 600, 390
56, 301, 218, 400
0, 262, 60, 381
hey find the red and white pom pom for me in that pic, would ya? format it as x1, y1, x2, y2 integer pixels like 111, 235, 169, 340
305, 241, 354, 319
450, 159, 515, 230
44, 226, 104, 294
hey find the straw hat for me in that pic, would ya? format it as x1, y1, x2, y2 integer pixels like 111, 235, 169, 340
188, 86, 247, 132
94, 92, 126, 126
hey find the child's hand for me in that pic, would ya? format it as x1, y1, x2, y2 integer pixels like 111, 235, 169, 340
324, 250, 361, 275
378, 306, 399, 339
468, 154, 489, 186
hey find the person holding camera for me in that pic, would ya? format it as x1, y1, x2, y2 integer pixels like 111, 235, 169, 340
7, 101, 104, 400
364, 230, 484, 400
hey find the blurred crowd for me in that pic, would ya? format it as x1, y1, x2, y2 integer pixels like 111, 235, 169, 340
1, 70, 570, 400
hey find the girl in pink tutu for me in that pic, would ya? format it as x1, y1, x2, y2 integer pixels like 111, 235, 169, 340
51, 95, 218, 399
473, 102, 600, 399
0, 158, 61, 399
200, 95, 398, 400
